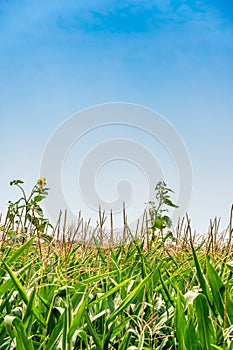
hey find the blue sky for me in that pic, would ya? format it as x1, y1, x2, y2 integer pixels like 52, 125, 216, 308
1, 0, 233, 233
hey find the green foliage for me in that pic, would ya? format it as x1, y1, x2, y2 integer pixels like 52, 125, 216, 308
147, 181, 178, 240
0, 237, 232, 349
0, 180, 233, 349
4, 179, 52, 243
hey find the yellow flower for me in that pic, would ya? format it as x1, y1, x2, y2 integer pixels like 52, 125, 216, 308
37, 177, 46, 187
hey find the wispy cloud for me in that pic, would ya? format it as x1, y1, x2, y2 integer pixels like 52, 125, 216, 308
0, 0, 232, 86
1, 0, 232, 38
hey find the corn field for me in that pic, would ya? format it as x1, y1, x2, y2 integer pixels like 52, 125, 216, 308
0, 180, 233, 349
0, 211, 233, 349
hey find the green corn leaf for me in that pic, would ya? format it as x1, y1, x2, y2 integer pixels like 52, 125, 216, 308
0, 236, 35, 277
37, 292, 51, 310
108, 271, 152, 322
4, 315, 15, 340
70, 286, 86, 309
88, 275, 135, 307
102, 323, 115, 350
102, 319, 130, 349
79, 271, 116, 286
85, 311, 102, 350
4, 316, 34, 350
225, 286, 233, 325
22, 287, 36, 323
76, 330, 90, 349
111, 318, 130, 339
206, 258, 233, 326
0, 261, 32, 296
194, 294, 215, 350
2, 261, 46, 327
44, 312, 64, 350
14, 317, 34, 350
159, 270, 175, 307
55, 286, 75, 297
190, 242, 213, 306
206, 257, 224, 320
62, 297, 72, 350
94, 237, 107, 262
68, 294, 88, 341
2, 261, 29, 304
184, 304, 199, 350
118, 331, 131, 350
175, 293, 187, 349
5, 235, 36, 265
0, 289, 14, 315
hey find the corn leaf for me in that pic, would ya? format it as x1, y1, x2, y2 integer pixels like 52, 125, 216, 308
194, 294, 215, 350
